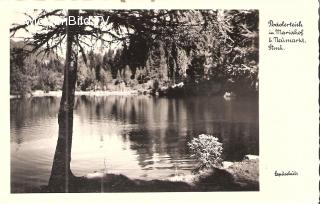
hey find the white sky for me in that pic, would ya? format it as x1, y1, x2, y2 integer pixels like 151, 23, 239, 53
10, 9, 122, 57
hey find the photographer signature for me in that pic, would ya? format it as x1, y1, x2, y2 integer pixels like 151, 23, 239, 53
274, 170, 298, 177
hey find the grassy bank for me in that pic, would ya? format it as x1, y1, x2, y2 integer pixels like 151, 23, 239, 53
26, 157, 258, 193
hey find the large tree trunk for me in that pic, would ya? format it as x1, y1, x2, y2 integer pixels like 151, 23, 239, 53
48, 10, 79, 192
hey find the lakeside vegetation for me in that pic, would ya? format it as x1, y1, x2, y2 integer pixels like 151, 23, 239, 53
11, 10, 258, 98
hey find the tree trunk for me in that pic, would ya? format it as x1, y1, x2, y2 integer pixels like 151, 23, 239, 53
48, 10, 79, 192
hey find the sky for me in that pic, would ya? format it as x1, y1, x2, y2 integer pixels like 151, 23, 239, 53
10, 9, 122, 57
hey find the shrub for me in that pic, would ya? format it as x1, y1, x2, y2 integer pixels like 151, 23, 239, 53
37, 68, 63, 92
10, 71, 31, 96
188, 134, 223, 172
77, 67, 96, 91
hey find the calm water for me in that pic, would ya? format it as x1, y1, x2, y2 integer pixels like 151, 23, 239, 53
10, 95, 258, 192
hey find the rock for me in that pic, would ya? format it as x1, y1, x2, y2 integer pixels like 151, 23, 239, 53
225, 159, 259, 190
244, 155, 259, 160
223, 91, 236, 100
85, 172, 106, 179
222, 161, 234, 169
172, 82, 184, 88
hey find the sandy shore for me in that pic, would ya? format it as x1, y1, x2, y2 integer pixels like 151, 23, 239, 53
10, 90, 139, 99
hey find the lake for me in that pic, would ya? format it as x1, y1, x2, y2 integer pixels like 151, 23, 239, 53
10, 95, 258, 193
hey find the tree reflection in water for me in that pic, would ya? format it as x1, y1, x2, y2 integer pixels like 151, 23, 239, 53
72, 95, 258, 169
11, 95, 258, 192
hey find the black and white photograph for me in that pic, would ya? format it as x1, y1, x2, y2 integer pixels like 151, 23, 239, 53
9, 9, 260, 193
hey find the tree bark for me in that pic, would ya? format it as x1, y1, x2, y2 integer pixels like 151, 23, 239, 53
48, 10, 79, 192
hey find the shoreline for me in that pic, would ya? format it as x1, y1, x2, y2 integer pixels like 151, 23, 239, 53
10, 90, 139, 99
167, 155, 259, 186
27, 155, 259, 193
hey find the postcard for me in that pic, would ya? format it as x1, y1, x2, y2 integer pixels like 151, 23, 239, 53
0, 0, 318, 203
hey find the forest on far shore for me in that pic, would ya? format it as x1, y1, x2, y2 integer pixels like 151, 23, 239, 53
10, 10, 259, 97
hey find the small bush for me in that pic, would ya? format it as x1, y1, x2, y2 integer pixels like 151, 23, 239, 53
38, 69, 63, 92
188, 134, 223, 172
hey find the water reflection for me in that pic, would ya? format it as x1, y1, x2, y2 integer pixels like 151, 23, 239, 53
11, 95, 258, 192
